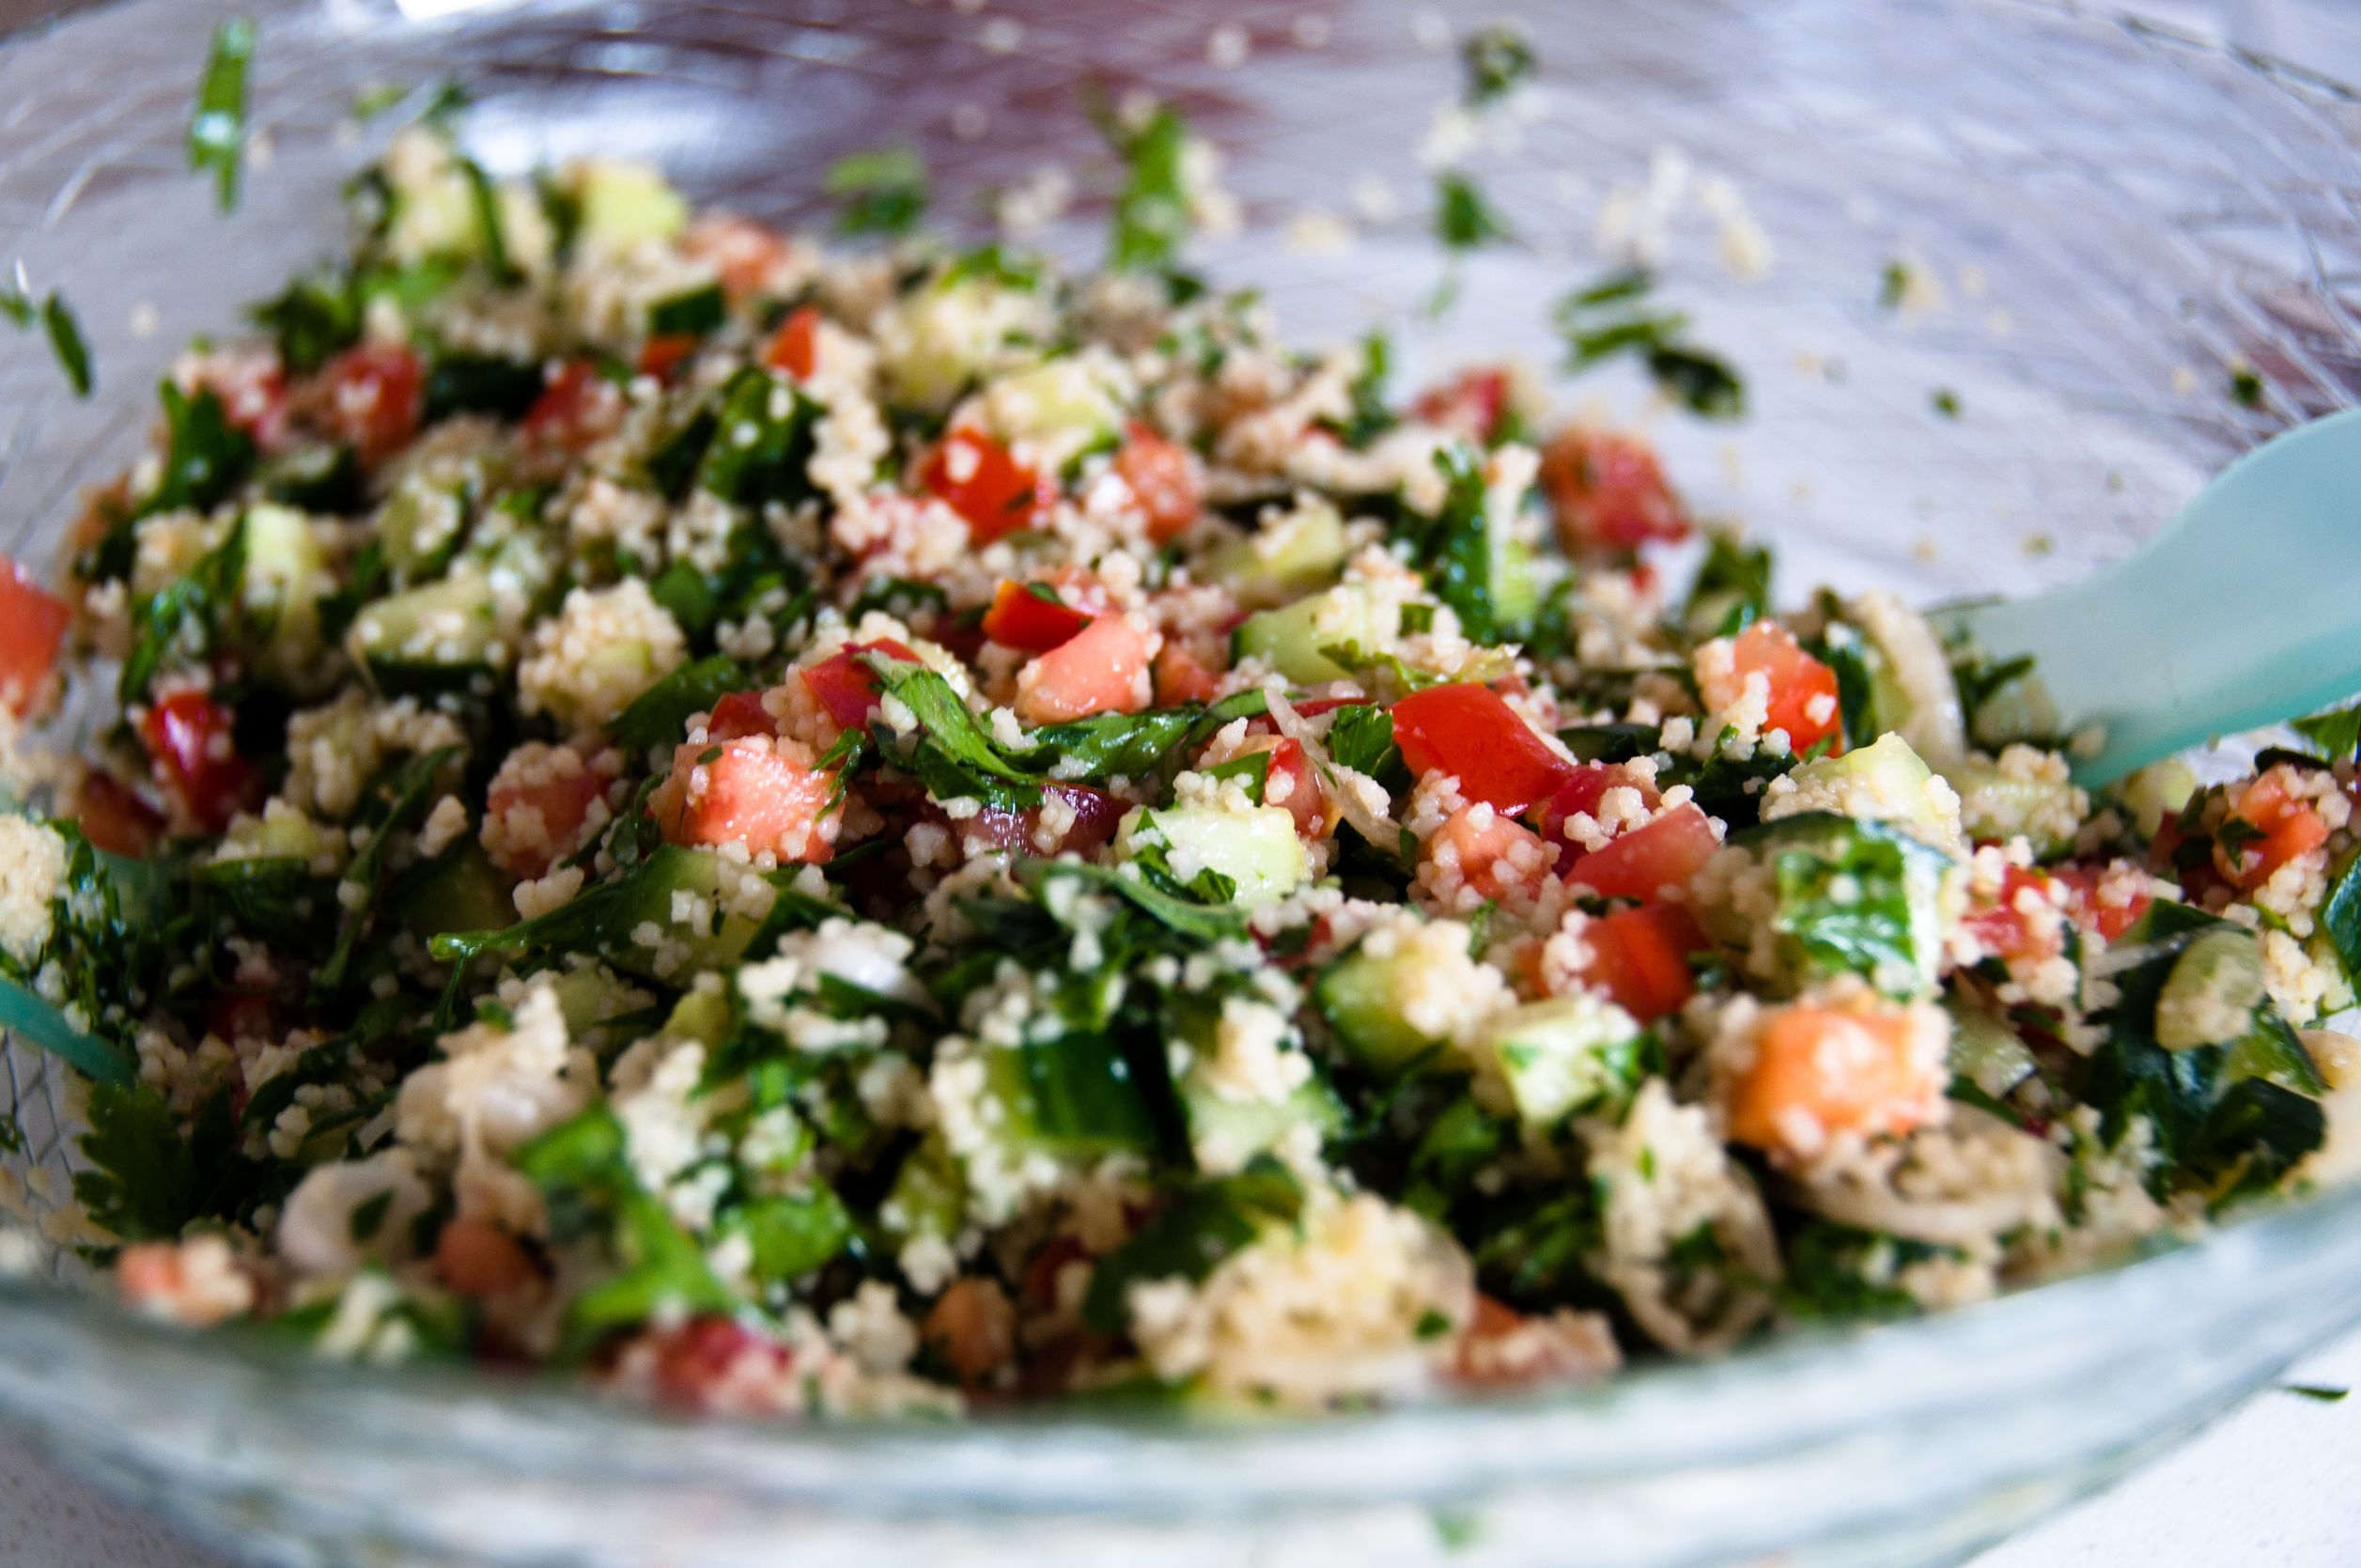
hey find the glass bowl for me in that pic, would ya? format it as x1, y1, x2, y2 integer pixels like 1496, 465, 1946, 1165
4, 1, 2361, 1564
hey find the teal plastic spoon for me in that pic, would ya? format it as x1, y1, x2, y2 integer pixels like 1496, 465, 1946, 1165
1936, 407, 2361, 786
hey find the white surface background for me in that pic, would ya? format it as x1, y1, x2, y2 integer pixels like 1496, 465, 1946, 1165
5, 0, 2361, 1563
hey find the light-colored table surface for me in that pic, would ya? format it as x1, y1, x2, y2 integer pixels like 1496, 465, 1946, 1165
5, 0, 2361, 1563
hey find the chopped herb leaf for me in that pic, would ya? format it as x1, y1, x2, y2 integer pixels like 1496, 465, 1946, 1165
1460, 24, 1535, 106
190, 17, 257, 213
1434, 171, 1510, 251
827, 147, 928, 238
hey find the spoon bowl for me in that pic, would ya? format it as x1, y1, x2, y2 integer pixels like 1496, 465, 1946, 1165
1938, 409, 2361, 785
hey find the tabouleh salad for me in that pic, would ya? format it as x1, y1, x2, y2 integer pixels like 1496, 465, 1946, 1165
0, 108, 2358, 1419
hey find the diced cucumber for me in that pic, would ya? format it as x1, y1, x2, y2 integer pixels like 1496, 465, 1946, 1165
1208, 497, 1350, 609
1314, 946, 1441, 1078
382, 133, 478, 265
1937, 754, 2079, 858
1728, 811, 1954, 998
982, 1034, 1157, 1157
1230, 584, 1392, 685
219, 802, 336, 865
2118, 759, 2198, 840
881, 1133, 967, 1244
605, 845, 772, 980
390, 842, 513, 942
1180, 1068, 1344, 1171
880, 280, 1040, 412
379, 474, 470, 582
1123, 803, 1307, 908
258, 442, 362, 513
661, 986, 733, 1048
239, 504, 329, 677
2155, 927, 2267, 1051
348, 571, 501, 680
544, 963, 651, 1039
567, 158, 688, 256
1776, 732, 1958, 853
1966, 661, 2062, 750
1946, 1001, 2037, 1098
983, 356, 1121, 467
1479, 994, 1646, 1126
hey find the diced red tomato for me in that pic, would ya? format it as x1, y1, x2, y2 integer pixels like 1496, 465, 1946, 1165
1112, 422, 1201, 543
798, 638, 920, 733
1414, 366, 1513, 445
1263, 737, 1331, 839
1014, 613, 1155, 725
1706, 622, 1843, 755
703, 689, 777, 742
76, 771, 163, 860
521, 360, 624, 454
0, 555, 71, 716
981, 580, 1094, 653
205, 988, 277, 1049
645, 1315, 794, 1412
183, 349, 289, 449
1428, 805, 1553, 903
1534, 762, 1661, 851
761, 304, 821, 380
318, 343, 425, 467
137, 690, 256, 835
1452, 1295, 1611, 1388
636, 334, 701, 382
1561, 802, 1718, 900
1727, 996, 1943, 1161
2053, 863, 2151, 943
483, 744, 615, 879
1218, 736, 1331, 839
683, 215, 789, 301
1391, 683, 1576, 816
660, 737, 839, 863
435, 1217, 540, 1298
1153, 640, 1222, 706
2216, 769, 2331, 892
1962, 865, 2065, 965
1572, 903, 1705, 1021
923, 427, 1053, 545
1539, 427, 1688, 552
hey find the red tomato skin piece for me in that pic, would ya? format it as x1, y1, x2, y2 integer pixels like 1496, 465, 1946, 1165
1390, 684, 1575, 816
319, 343, 426, 468
661, 740, 838, 863
703, 690, 777, 742
138, 690, 256, 834
1561, 802, 1719, 901
923, 428, 1052, 544
762, 305, 821, 380
75, 771, 163, 859
0, 556, 71, 717
1112, 423, 1201, 542
798, 639, 921, 732
1577, 903, 1705, 1020
981, 581, 1094, 654
1540, 428, 1688, 552
521, 360, 622, 454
